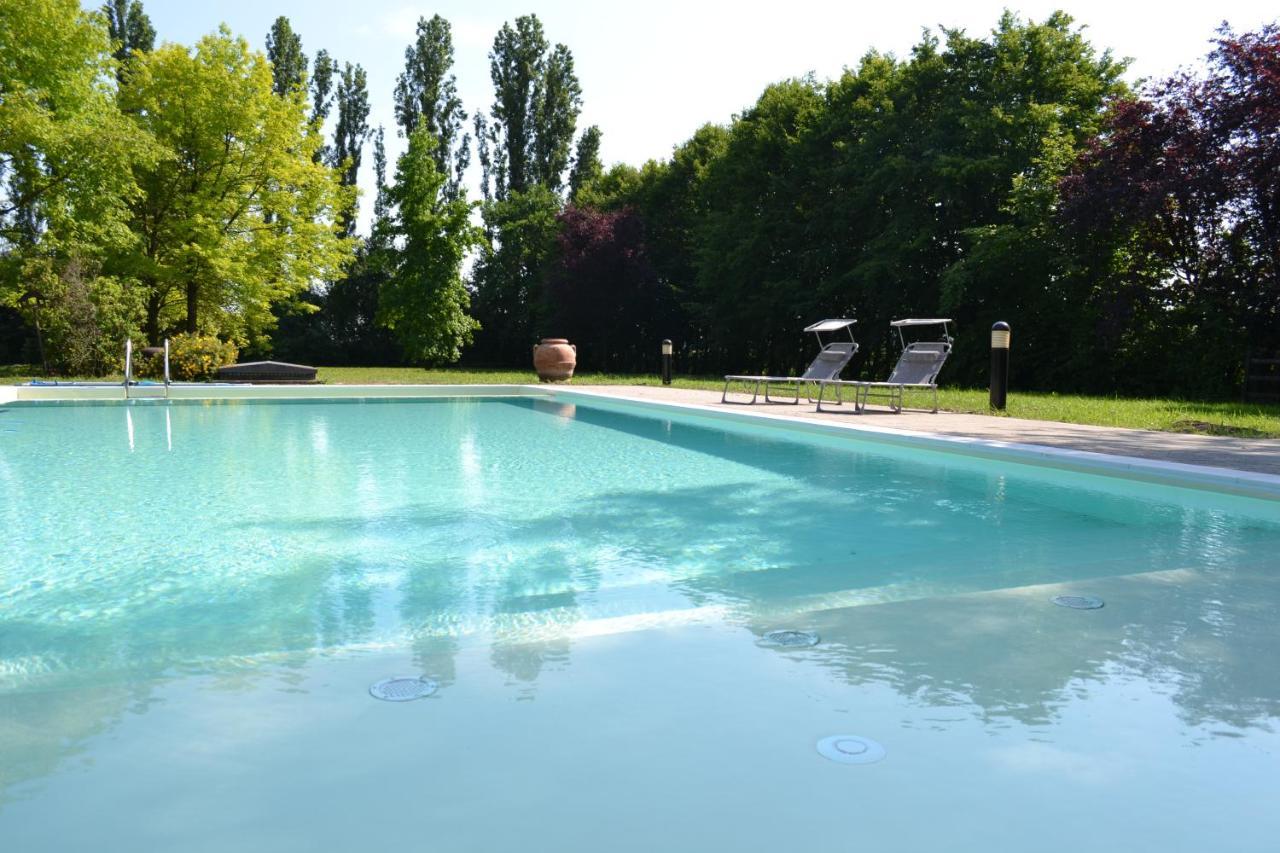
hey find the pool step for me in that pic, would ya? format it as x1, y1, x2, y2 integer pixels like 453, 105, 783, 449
126, 384, 168, 399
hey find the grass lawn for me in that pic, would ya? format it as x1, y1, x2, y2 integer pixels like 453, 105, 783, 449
5, 363, 1279, 438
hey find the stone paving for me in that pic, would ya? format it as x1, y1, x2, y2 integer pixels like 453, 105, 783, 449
571, 385, 1280, 477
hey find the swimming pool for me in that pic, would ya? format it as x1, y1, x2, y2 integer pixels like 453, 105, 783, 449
2, 394, 1278, 851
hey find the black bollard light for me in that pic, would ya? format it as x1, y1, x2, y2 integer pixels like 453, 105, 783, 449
661, 339, 673, 385
989, 321, 1011, 410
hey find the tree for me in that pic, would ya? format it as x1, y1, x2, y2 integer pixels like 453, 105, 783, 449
545, 205, 664, 371
568, 125, 602, 202
265, 16, 306, 96
1060, 24, 1280, 395
532, 45, 582, 192
487, 16, 545, 198
474, 111, 496, 203
377, 129, 482, 364
484, 14, 582, 198
686, 13, 1126, 383
103, 0, 155, 79
370, 125, 391, 237
467, 14, 584, 366
333, 62, 371, 236
14, 257, 141, 374
1, 0, 148, 252
310, 49, 336, 163
393, 14, 470, 197
1, 0, 153, 368
115, 28, 356, 344
469, 186, 561, 364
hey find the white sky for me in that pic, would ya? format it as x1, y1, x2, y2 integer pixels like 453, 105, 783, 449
117, 1, 1278, 234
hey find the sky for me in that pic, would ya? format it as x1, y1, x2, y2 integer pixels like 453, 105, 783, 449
106, 1, 1278, 234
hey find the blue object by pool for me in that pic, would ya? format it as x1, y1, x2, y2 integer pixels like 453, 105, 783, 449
1, 396, 1278, 851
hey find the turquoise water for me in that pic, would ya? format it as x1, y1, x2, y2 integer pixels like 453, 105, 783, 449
1, 396, 1278, 851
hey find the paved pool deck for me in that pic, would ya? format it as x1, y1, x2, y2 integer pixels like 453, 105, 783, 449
571, 385, 1280, 477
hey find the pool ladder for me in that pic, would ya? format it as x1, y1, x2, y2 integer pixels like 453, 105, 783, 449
124, 338, 171, 399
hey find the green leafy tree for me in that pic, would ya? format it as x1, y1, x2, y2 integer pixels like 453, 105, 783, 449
483, 14, 582, 198
333, 62, 371, 236
265, 16, 306, 96
486, 16, 545, 198
15, 257, 142, 374
103, 0, 155, 80
1, 0, 148, 252
1, 0, 154, 367
532, 44, 582, 191
393, 14, 469, 197
310, 49, 336, 163
370, 125, 392, 238
474, 110, 495, 203
687, 12, 1126, 383
468, 14, 583, 365
377, 129, 482, 364
115, 28, 356, 344
469, 186, 561, 364
693, 77, 828, 373
568, 125, 602, 202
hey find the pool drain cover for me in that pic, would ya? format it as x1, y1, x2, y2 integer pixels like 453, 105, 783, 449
817, 735, 886, 765
369, 676, 438, 702
1052, 595, 1105, 610
763, 630, 820, 647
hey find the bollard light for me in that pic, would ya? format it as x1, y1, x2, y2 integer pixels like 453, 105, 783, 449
661, 339, 673, 385
989, 321, 1010, 410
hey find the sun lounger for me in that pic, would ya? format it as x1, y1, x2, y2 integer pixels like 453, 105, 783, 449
723, 320, 858, 404
817, 319, 952, 413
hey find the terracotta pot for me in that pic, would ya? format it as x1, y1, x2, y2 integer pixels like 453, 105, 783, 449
533, 338, 577, 382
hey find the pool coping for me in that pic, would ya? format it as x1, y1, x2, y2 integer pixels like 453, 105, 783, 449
3, 381, 1278, 501
550, 387, 1280, 501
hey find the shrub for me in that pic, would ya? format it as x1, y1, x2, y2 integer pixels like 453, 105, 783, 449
132, 350, 164, 379
168, 333, 237, 381
14, 257, 142, 376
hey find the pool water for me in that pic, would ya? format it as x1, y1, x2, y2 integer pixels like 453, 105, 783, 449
1, 397, 1278, 851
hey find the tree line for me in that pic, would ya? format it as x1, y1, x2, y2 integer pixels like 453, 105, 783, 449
2, 2, 1276, 397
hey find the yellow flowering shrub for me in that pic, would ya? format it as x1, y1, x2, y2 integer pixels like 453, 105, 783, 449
168, 333, 238, 381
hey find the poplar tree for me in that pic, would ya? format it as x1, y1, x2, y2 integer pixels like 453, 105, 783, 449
103, 0, 155, 80
393, 15, 470, 198
265, 16, 306, 96
371, 125, 391, 238
310, 49, 336, 164
486, 15, 545, 197
568, 125, 602, 202
533, 45, 582, 191
482, 14, 582, 199
333, 63, 371, 237
469, 14, 583, 363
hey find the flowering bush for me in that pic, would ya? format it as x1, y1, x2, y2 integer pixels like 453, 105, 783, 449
168, 333, 238, 381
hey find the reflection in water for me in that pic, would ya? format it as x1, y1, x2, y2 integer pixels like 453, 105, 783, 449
751, 561, 1280, 732
1, 397, 1278, 809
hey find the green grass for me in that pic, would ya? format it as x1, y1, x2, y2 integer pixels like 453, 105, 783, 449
5, 363, 1279, 438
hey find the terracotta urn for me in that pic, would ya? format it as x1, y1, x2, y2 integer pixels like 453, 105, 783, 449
533, 338, 577, 382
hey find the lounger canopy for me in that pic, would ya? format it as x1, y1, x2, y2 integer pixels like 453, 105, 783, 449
723, 319, 858, 404
804, 319, 858, 335
817, 319, 953, 413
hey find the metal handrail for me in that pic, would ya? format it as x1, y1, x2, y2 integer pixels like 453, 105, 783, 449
163, 338, 171, 387
124, 338, 133, 399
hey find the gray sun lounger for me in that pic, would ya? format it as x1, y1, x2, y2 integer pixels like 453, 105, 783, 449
817, 319, 952, 413
723, 319, 858, 404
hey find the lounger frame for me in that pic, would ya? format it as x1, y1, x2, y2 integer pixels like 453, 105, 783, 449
816, 320, 952, 414
722, 320, 858, 405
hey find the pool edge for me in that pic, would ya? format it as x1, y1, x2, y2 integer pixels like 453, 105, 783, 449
8, 381, 1277, 500
547, 387, 1280, 501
